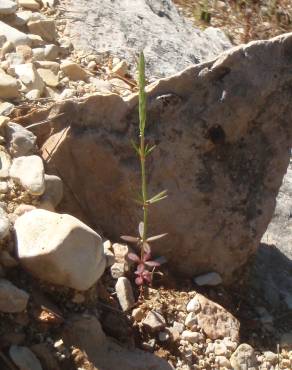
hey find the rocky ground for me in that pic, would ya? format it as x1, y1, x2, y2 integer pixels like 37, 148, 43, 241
0, 1, 291, 370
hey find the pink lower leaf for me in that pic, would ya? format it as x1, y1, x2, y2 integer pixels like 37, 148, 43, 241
135, 276, 144, 285
128, 252, 141, 263
145, 260, 160, 267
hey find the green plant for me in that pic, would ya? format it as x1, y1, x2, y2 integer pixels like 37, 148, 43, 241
121, 52, 167, 287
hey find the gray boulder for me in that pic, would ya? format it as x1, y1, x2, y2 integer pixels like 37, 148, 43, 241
65, 0, 231, 78
34, 33, 292, 283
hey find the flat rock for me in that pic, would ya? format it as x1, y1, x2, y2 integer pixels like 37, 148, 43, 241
9, 345, 42, 370
142, 310, 166, 331
40, 33, 292, 283
181, 330, 204, 344
65, 0, 231, 78
40, 174, 63, 207
230, 343, 258, 370
15, 209, 106, 290
194, 272, 223, 286
15, 63, 45, 94
196, 294, 240, 341
0, 20, 30, 46
5, 121, 36, 157
186, 297, 201, 313
0, 0, 17, 15
0, 149, 11, 178
28, 20, 56, 43
18, 0, 40, 10
0, 69, 19, 99
60, 61, 88, 81
37, 68, 58, 87
115, 276, 135, 311
10, 155, 45, 195
0, 279, 29, 313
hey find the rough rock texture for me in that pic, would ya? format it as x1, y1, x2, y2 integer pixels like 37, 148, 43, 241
15, 209, 106, 291
62, 314, 172, 370
38, 33, 292, 283
65, 0, 231, 78
0, 279, 29, 313
196, 294, 240, 341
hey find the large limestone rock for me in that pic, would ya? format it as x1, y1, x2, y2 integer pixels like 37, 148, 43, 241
15, 209, 106, 291
66, 0, 231, 78
34, 33, 292, 283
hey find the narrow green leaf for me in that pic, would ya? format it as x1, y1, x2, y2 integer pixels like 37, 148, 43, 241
138, 51, 146, 135
149, 195, 168, 204
131, 139, 140, 155
145, 144, 156, 156
148, 190, 168, 204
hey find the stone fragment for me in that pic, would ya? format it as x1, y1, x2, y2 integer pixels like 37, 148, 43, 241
10, 10, 32, 27
35, 61, 59, 73
58, 88, 75, 100
26, 89, 41, 100
196, 294, 240, 341
37, 68, 58, 87
0, 102, 14, 116
0, 279, 29, 312
194, 272, 223, 286
0, 20, 30, 46
14, 63, 45, 94
44, 44, 59, 60
112, 60, 128, 77
0, 0, 17, 15
173, 321, 184, 334
32, 47, 45, 61
132, 307, 144, 321
18, 0, 40, 10
214, 340, 228, 356
230, 344, 258, 370
215, 356, 231, 368
181, 330, 204, 344
185, 312, 197, 329
10, 155, 45, 195
0, 149, 11, 178
103, 239, 115, 267
15, 209, 106, 291
28, 20, 56, 42
60, 61, 88, 81
142, 311, 166, 331
9, 345, 42, 370
115, 276, 135, 311
263, 351, 278, 365
0, 181, 8, 193
0, 69, 19, 99
0, 207, 10, 239
110, 262, 125, 279
6, 121, 36, 157
186, 297, 201, 313
40, 174, 63, 208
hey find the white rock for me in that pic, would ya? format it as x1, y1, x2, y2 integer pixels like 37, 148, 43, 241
223, 337, 238, 352
32, 47, 45, 61
194, 272, 223, 286
0, 181, 8, 193
14, 63, 45, 94
143, 311, 166, 331
112, 60, 128, 77
0, 150, 11, 178
0, 279, 29, 312
44, 44, 59, 60
103, 239, 115, 267
11, 10, 33, 27
263, 351, 278, 365
37, 67, 58, 87
40, 174, 63, 207
0, 69, 19, 99
115, 276, 135, 311
230, 343, 258, 370
132, 307, 144, 321
28, 20, 56, 43
60, 61, 88, 81
0, 20, 30, 46
5, 122, 36, 157
0, 207, 10, 239
58, 88, 75, 100
15, 209, 106, 291
173, 321, 184, 334
0, 0, 17, 15
26, 89, 41, 100
110, 262, 125, 279
185, 312, 197, 328
214, 340, 228, 356
215, 356, 231, 368
9, 345, 42, 370
18, 0, 40, 10
0, 102, 14, 116
186, 297, 201, 313
10, 155, 45, 195
181, 330, 204, 344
